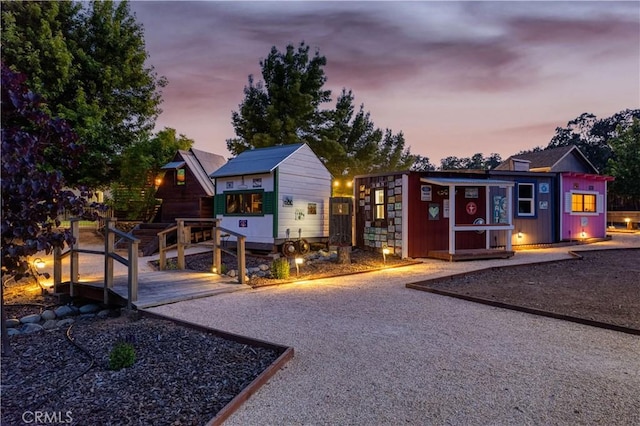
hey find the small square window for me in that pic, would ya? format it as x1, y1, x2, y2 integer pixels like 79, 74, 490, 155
517, 183, 535, 217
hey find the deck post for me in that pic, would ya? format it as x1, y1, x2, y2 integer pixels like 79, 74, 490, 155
177, 219, 185, 270
128, 240, 139, 309
69, 219, 80, 297
506, 185, 513, 251
448, 184, 456, 257
158, 231, 166, 270
237, 236, 246, 284
105, 218, 116, 304
213, 227, 221, 275
53, 247, 62, 293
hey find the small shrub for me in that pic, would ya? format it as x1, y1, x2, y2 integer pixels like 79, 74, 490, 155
270, 257, 290, 279
109, 342, 136, 371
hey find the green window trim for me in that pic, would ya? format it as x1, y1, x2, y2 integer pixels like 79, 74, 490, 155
215, 190, 275, 216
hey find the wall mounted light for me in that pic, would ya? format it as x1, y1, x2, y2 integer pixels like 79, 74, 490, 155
517, 231, 523, 239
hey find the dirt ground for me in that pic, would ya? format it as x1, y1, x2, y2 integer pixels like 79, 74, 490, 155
412, 248, 640, 330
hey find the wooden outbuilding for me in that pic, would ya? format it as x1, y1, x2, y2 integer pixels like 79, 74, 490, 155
155, 148, 226, 223
353, 146, 614, 260
495, 145, 614, 242
353, 171, 516, 260
209, 143, 332, 252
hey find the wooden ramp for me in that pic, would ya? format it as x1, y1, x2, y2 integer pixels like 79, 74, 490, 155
76, 270, 250, 309
428, 248, 515, 262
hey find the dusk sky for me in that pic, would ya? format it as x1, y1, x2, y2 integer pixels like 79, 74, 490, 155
129, 1, 640, 165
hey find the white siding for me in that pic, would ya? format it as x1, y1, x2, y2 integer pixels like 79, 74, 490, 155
276, 145, 332, 240
215, 173, 275, 244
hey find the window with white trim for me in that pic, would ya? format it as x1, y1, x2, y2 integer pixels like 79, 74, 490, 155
565, 191, 603, 215
517, 183, 535, 216
374, 189, 385, 220
572, 193, 596, 212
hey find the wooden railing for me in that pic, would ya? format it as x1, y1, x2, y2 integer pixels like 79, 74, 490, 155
53, 218, 140, 309
157, 218, 247, 285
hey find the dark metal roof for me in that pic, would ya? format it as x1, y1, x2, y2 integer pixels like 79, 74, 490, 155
210, 143, 306, 178
495, 145, 597, 173
161, 161, 186, 170
420, 177, 515, 187
161, 149, 227, 196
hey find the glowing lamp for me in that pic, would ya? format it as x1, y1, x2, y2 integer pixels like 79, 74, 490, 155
33, 258, 46, 269
294, 257, 304, 276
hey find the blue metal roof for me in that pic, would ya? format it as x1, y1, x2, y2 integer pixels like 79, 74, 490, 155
210, 143, 305, 178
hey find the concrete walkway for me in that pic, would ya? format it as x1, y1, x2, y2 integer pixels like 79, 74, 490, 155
147, 233, 640, 425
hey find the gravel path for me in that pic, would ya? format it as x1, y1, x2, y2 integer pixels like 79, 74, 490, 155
148, 234, 640, 425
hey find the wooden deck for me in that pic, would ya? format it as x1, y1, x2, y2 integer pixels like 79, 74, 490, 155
427, 249, 515, 262
74, 270, 250, 309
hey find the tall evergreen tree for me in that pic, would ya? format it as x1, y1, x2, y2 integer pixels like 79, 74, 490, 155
227, 42, 415, 186
1, 0, 166, 188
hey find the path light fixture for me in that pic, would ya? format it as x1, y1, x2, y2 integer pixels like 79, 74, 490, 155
517, 231, 523, 239
625, 217, 632, 230
382, 247, 390, 265
581, 230, 587, 239
33, 258, 46, 269
294, 257, 304, 277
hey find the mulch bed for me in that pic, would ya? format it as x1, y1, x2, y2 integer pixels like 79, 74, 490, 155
407, 248, 640, 332
1, 313, 287, 426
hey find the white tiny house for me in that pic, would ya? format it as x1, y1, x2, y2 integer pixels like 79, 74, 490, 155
209, 143, 332, 252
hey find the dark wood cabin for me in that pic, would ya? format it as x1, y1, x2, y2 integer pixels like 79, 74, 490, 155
155, 148, 226, 223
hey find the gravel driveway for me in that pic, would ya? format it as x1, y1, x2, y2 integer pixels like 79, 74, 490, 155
148, 234, 640, 425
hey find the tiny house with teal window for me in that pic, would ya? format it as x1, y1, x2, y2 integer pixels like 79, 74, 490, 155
209, 143, 332, 252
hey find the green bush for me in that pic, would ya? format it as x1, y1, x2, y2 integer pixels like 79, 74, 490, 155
109, 342, 136, 371
270, 257, 290, 279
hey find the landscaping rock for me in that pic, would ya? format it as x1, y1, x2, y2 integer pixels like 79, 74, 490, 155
79, 303, 100, 314
5, 318, 20, 328
20, 314, 41, 324
258, 264, 270, 271
97, 309, 111, 319
42, 319, 58, 330
21, 323, 44, 334
7, 328, 21, 337
56, 318, 75, 328
41, 310, 57, 320
54, 305, 74, 318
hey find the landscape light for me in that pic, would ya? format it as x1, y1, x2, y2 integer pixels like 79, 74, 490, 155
33, 258, 46, 269
382, 247, 390, 264
295, 257, 304, 276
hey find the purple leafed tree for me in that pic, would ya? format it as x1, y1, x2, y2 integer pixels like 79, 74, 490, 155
1, 64, 98, 354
